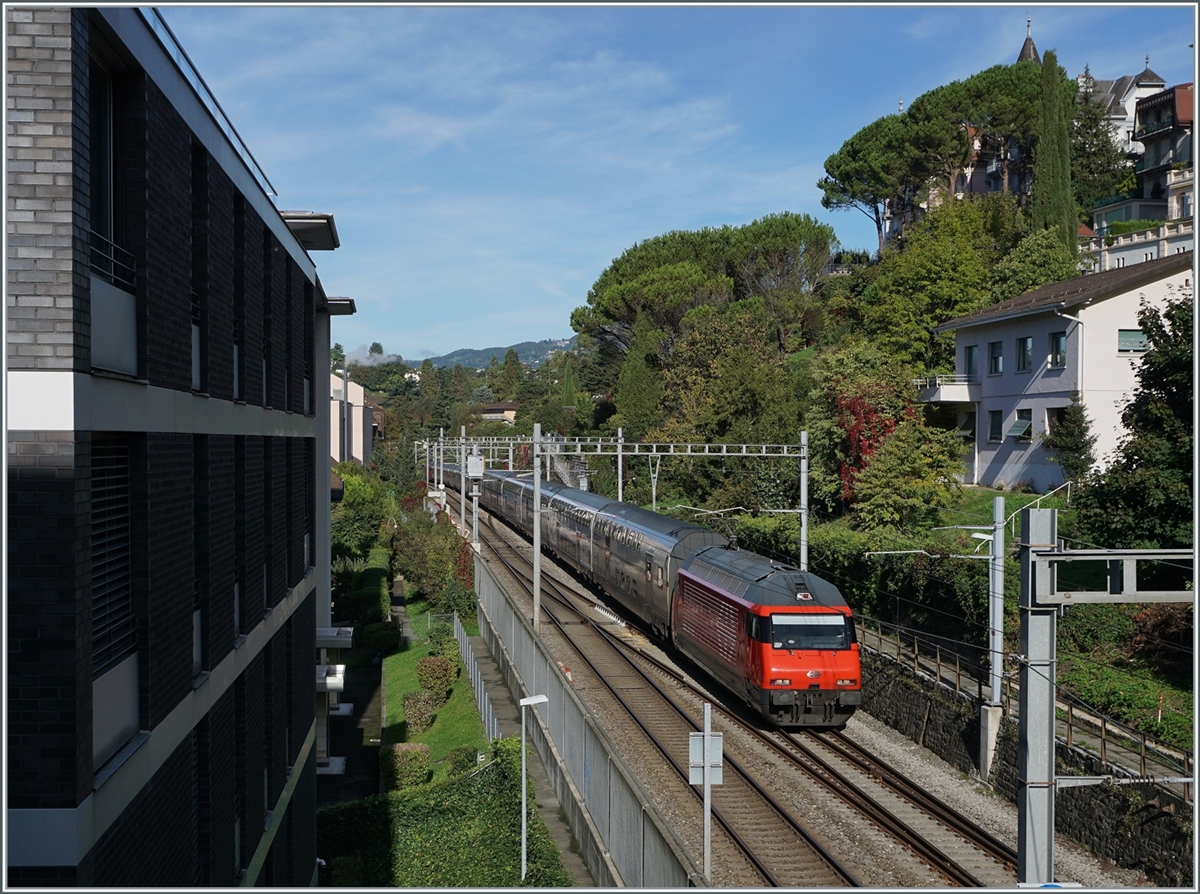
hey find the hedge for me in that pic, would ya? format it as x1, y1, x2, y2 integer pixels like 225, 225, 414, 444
346, 543, 393, 624
316, 738, 573, 887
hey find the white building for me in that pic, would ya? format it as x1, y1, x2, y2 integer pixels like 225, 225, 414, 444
915, 251, 1193, 491
330, 370, 373, 466
1081, 60, 1167, 158
1080, 217, 1193, 273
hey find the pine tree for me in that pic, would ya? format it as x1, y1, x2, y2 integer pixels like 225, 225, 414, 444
1071, 66, 1132, 223
1031, 50, 1076, 256
1040, 392, 1096, 482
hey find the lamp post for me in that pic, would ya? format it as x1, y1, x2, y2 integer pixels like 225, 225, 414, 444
518, 694, 548, 881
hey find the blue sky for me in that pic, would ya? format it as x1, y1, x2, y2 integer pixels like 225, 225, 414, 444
160, 4, 1196, 363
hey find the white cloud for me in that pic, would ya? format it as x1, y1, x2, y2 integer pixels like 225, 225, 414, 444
165, 4, 1194, 360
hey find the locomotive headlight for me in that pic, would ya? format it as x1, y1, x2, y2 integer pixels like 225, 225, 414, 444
836, 679, 857, 687
770, 678, 792, 686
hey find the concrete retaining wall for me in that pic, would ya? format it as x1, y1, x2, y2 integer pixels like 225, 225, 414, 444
862, 651, 1193, 887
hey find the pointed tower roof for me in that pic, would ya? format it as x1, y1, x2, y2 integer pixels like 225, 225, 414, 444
1137, 55, 1166, 87
1016, 13, 1041, 64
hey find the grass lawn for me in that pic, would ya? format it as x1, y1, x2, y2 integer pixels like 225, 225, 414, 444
937, 483, 1073, 531
382, 591, 488, 783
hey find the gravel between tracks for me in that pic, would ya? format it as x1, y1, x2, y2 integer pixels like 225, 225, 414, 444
841, 711, 1152, 888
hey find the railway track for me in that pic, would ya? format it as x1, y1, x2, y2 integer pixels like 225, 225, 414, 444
457, 493, 1020, 886
482, 521, 858, 886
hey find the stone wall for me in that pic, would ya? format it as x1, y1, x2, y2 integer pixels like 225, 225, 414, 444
861, 650, 1193, 887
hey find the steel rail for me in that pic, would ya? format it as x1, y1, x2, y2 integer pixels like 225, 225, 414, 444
480, 524, 858, 887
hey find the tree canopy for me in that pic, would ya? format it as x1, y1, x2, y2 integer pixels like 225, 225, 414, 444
1073, 289, 1193, 548
1031, 50, 1077, 256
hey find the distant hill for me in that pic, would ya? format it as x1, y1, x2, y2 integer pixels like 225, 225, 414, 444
419, 337, 577, 370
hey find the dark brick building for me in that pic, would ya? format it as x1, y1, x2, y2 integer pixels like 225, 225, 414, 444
6, 8, 351, 885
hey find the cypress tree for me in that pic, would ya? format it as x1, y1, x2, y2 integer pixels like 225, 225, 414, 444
1032, 50, 1077, 256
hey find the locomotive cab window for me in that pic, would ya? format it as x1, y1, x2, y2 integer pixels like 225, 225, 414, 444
769, 614, 852, 650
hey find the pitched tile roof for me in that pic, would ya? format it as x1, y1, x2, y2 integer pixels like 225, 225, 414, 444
934, 250, 1193, 332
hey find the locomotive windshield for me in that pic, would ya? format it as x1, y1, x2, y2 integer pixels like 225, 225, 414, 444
768, 613, 853, 650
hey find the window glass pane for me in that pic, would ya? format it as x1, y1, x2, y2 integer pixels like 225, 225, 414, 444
989, 410, 1003, 440
1006, 418, 1032, 437
1117, 329, 1149, 352
1008, 408, 1033, 439
959, 411, 976, 440
988, 341, 1003, 374
769, 613, 850, 650
1050, 332, 1067, 367
965, 345, 978, 379
1017, 337, 1032, 372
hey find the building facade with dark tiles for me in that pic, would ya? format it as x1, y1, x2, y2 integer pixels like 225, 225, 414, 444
6, 7, 346, 886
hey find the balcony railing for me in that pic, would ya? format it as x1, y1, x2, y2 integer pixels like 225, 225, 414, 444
912, 374, 978, 389
90, 230, 137, 292
1134, 118, 1175, 140
1166, 167, 1194, 186
139, 9, 277, 198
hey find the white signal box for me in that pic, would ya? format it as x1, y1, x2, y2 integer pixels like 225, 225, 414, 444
689, 731, 723, 785
467, 455, 485, 479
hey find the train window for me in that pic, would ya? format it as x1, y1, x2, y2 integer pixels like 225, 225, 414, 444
768, 614, 850, 650
745, 614, 764, 641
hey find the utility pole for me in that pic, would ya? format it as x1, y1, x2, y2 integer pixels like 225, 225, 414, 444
616, 427, 624, 503
1017, 508, 1058, 885
1014, 508, 1191, 885
468, 446, 482, 551
799, 431, 809, 571
532, 423, 542, 633
980, 496, 1005, 783
459, 426, 467, 535
437, 428, 444, 492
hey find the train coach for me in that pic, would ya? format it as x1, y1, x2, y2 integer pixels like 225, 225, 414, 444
438, 463, 861, 728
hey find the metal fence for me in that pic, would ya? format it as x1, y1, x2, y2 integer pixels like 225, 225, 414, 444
453, 613, 501, 743
475, 555, 702, 888
858, 614, 1192, 800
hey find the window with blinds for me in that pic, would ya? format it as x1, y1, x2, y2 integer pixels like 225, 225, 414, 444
92, 436, 136, 675
1117, 329, 1149, 353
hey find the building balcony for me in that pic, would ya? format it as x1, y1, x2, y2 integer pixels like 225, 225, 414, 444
912, 375, 980, 404
1134, 119, 1176, 141
316, 664, 345, 693
1079, 217, 1193, 256
1166, 166, 1194, 189
316, 626, 354, 651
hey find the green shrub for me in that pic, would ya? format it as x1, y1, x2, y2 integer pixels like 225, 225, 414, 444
446, 744, 480, 777
416, 655, 458, 706
402, 690, 439, 734
428, 620, 457, 659
330, 853, 363, 886
442, 578, 477, 619
1058, 604, 1136, 653
356, 620, 399, 655
380, 742, 431, 790
1108, 218, 1162, 236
